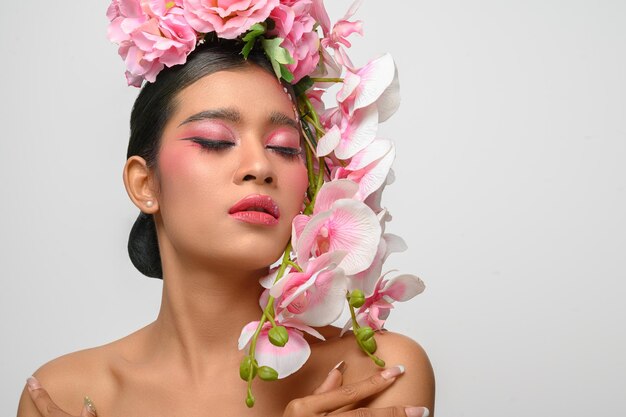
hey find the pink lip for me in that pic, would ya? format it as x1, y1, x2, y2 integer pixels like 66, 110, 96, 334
228, 194, 280, 226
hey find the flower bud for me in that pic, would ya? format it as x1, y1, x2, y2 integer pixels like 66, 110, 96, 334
361, 336, 377, 354
245, 394, 255, 408
239, 356, 258, 381
268, 325, 289, 347
349, 289, 365, 308
257, 365, 279, 381
356, 326, 375, 341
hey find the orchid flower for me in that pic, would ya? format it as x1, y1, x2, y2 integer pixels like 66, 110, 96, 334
332, 138, 396, 201
270, 251, 348, 327
292, 180, 381, 275
343, 271, 425, 334
239, 317, 324, 378
337, 53, 400, 122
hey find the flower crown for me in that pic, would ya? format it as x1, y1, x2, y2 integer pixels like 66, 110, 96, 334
107, 0, 425, 407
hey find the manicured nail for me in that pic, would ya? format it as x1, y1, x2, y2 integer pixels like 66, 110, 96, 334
381, 365, 405, 380
329, 360, 346, 375
405, 406, 429, 417
84, 396, 97, 416
26, 376, 42, 392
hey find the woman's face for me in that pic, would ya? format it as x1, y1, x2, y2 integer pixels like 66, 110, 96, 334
153, 65, 308, 271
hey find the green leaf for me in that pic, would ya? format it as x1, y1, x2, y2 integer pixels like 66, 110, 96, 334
280, 64, 295, 83
257, 366, 279, 381
241, 39, 255, 59
261, 37, 295, 79
262, 38, 295, 65
242, 23, 266, 42
293, 76, 314, 97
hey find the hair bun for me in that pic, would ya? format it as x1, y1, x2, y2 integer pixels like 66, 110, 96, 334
128, 212, 163, 279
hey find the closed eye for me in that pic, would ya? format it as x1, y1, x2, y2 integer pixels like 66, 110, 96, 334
188, 137, 235, 151
267, 145, 303, 160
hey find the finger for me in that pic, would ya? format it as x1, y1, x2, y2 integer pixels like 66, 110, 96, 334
80, 396, 98, 417
306, 365, 405, 414
26, 376, 71, 417
313, 360, 346, 395
340, 406, 429, 417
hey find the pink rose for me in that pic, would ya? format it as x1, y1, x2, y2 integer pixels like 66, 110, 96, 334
183, 0, 279, 39
269, 0, 320, 82
107, 0, 198, 87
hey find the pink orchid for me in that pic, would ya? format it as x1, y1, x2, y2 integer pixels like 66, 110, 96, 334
312, 0, 363, 66
332, 138, 396, 201
363, 168, 395, 219
269, 0, 320, 83
347, 233, 407, 297
337, 53, 400, 121
107, 0, 198, 87
316, 104, 379, 160
343, 271, 425, 333
238, 317, 323, 378
183, 0, 279, 39
292, 179, 381, 275
269, 251, 347, 327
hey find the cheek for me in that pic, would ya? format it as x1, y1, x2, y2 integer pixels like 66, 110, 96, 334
281, 162, 309, 209
157, 144, 220, 208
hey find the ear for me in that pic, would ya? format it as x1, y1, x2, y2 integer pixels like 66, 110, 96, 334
123, 156, 159, 214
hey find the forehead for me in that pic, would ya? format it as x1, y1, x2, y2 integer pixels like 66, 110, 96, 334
169, 66, 296, 125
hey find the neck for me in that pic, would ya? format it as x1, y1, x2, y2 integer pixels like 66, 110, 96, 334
150, 253, 269, 377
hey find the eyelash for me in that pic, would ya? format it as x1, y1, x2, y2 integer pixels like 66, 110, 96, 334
191, 138, 302, 160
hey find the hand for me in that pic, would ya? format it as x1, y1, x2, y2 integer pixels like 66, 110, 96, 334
25, 377, 97, 417
284, 362, 430, 417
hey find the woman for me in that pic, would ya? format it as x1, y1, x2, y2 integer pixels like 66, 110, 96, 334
17, 6, 435, 417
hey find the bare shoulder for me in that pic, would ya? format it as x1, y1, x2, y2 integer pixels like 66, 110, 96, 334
342, 330, 435, 413
372, 331, 435, 411
16, 327, 148, 417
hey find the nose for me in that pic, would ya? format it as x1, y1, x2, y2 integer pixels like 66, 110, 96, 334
234, 142, 276, 186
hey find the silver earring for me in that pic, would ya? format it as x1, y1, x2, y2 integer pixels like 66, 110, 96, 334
146, 200, 154, 208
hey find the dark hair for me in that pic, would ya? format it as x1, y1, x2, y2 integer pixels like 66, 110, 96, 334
126, 40, 283, 279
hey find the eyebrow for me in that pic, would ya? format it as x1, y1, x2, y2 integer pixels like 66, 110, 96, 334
178, 108, 299, 130
269, 111, 299, 131
178, 108, 241, 126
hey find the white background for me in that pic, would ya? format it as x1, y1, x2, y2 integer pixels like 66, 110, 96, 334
1, 1, 625, 416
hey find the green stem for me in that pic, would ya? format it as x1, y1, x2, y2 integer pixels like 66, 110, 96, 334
347, 296, 361, 330
309, 77, 344, 83
245, 242, 295, 404
285, 260, 303, 272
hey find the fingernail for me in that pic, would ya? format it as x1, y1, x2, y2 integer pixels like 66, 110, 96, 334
405, 406, 430, 417
381, 365, 405, 380
84, 396, 97, 416
329, 360, 346, 375
26, 376, 42, 392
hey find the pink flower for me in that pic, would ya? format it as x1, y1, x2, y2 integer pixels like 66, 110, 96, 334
312, 0, 363, 66
238, 318, 323, 378
107, 0, 198, 87
316, 104, 379, 160
269, 0, 320, 83
337, 53, 400, 120
332, 138, 395, 201
292, 179, 381, 275
183, 0, 279, 39
343, 271, 425, 333
269, 251, 348, 327
347, 233, 407, 297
